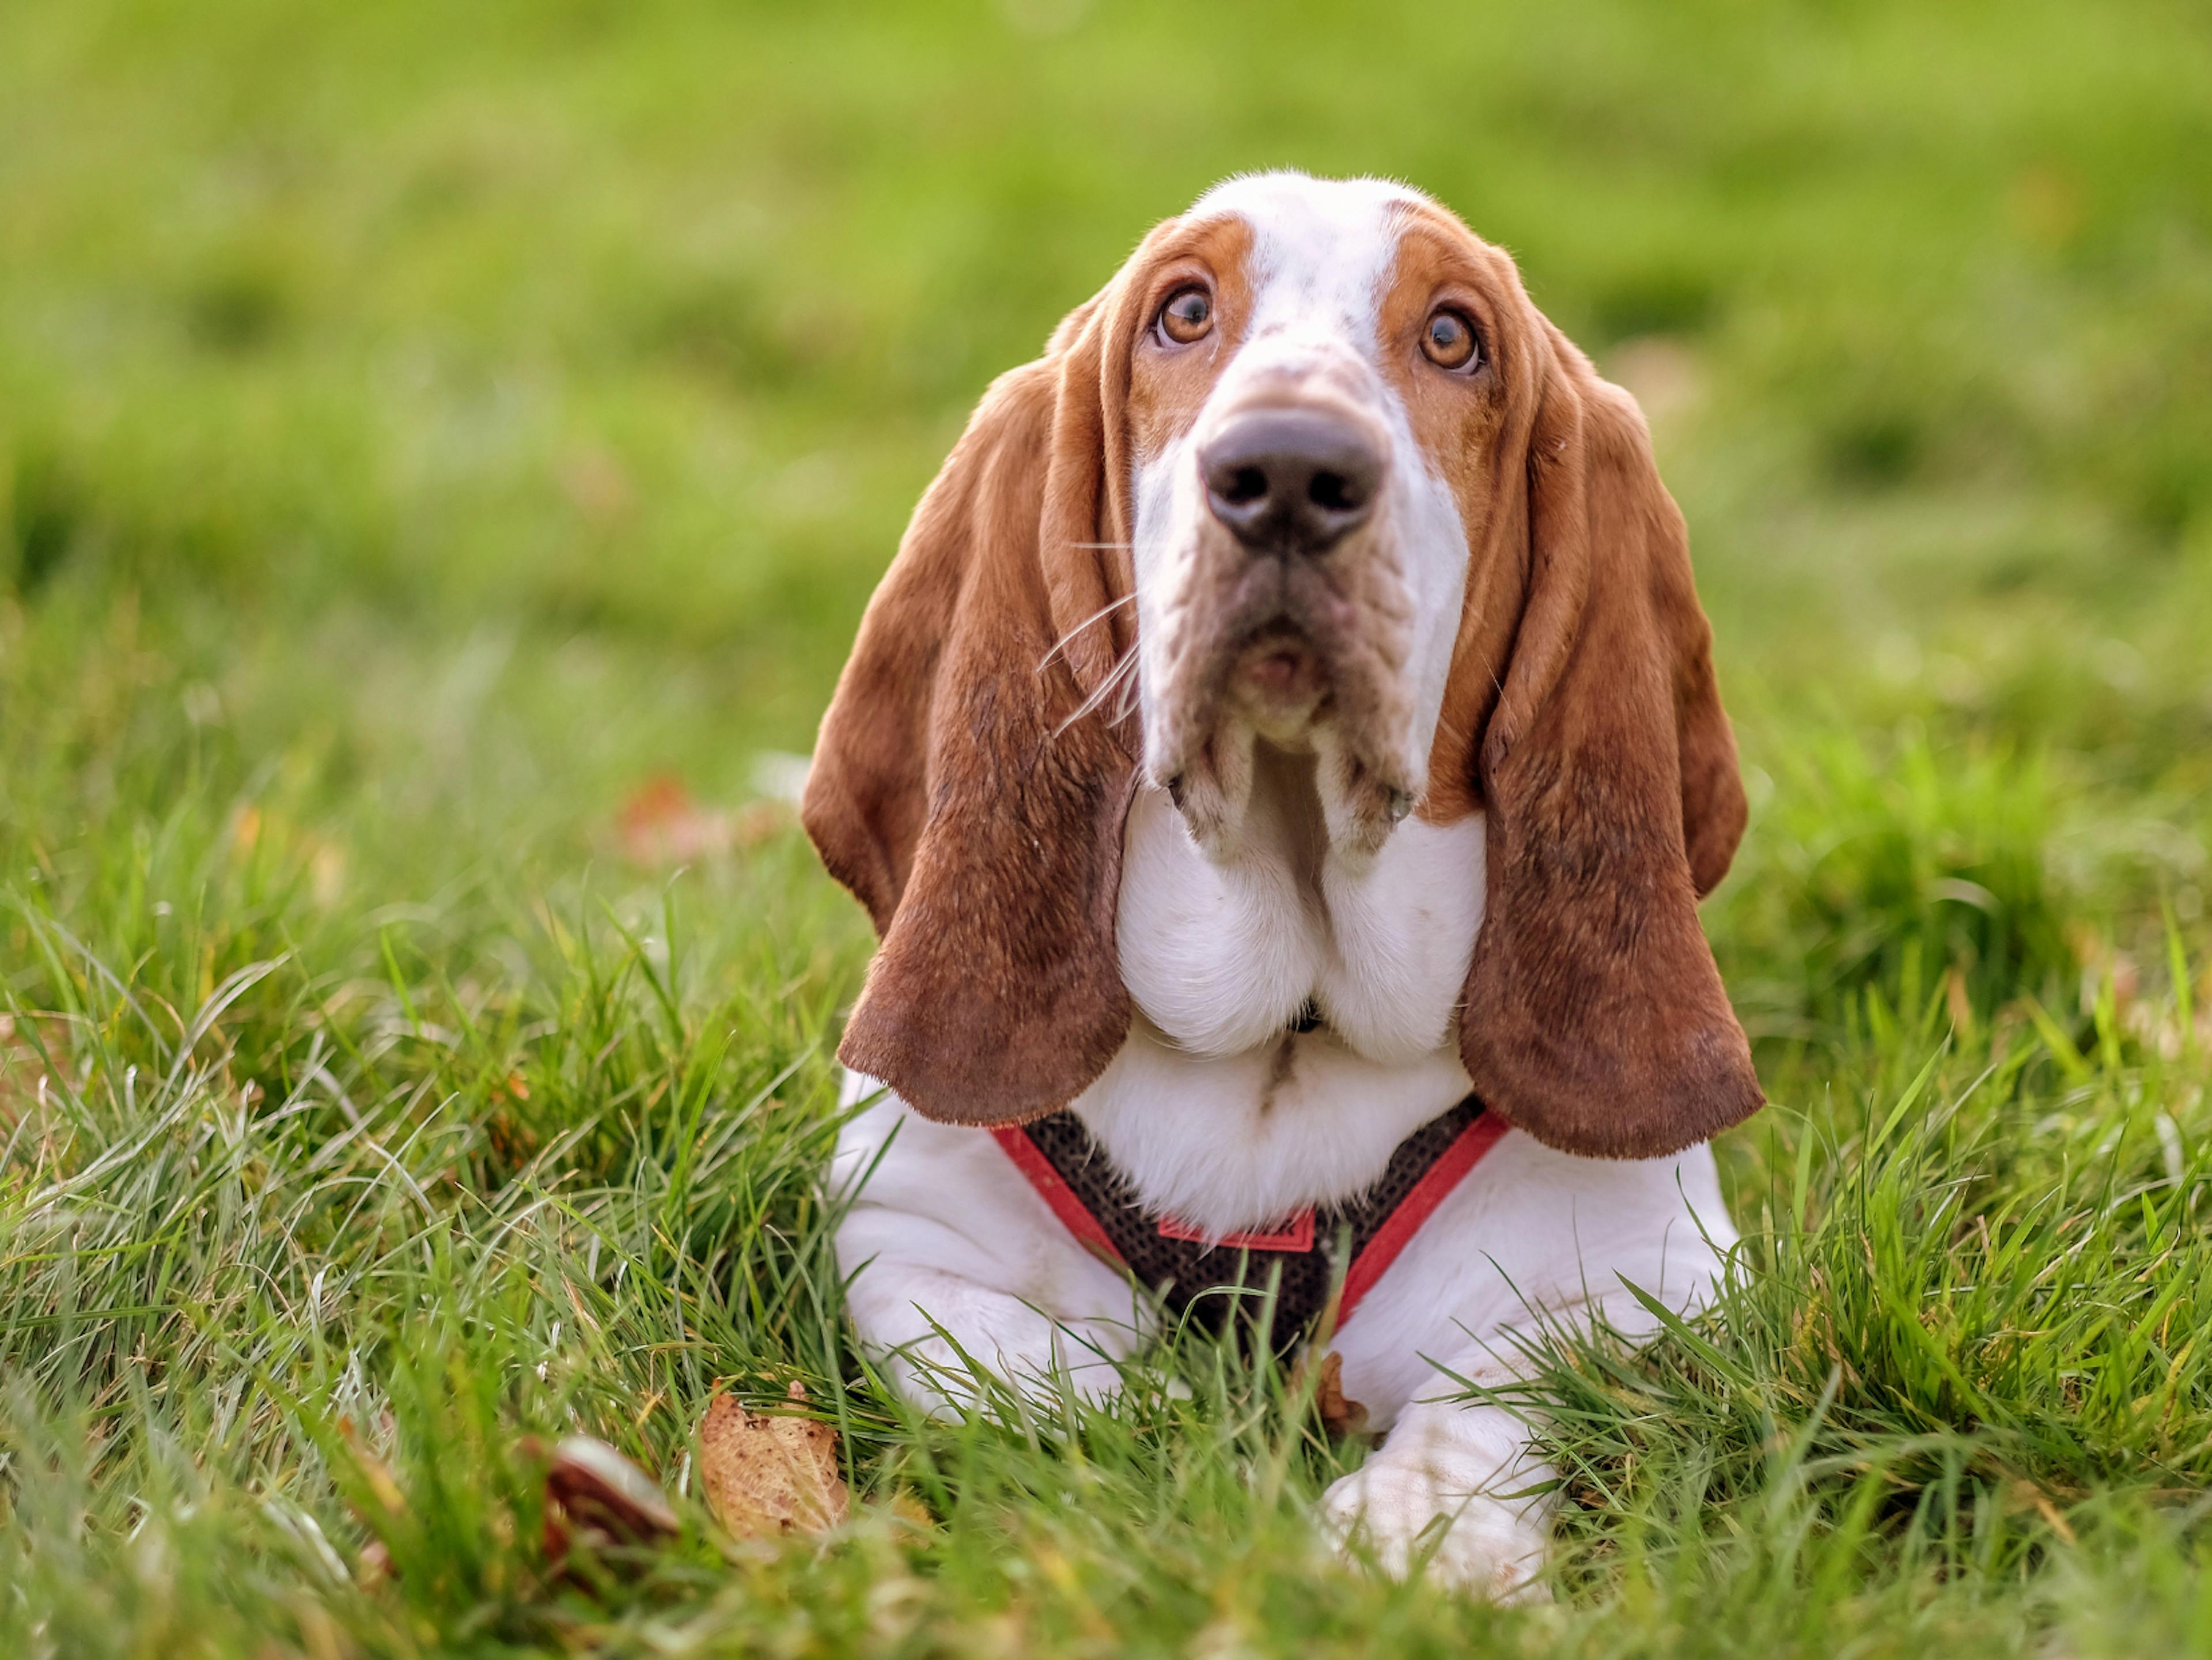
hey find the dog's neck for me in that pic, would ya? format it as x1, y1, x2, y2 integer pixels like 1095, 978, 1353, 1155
1205, 736, 1332, 898
1070, 744, 1486, 1236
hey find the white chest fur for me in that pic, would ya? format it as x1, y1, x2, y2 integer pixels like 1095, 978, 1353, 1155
1077, 777, 1487, 1237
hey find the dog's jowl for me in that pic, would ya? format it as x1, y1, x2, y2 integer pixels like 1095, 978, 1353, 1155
804, 171, 1763, 1602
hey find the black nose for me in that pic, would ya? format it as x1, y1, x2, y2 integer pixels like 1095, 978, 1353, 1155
1200, 410, 1384, 555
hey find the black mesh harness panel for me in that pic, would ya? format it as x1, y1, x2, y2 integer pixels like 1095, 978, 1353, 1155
991, 1095, 1506, 1350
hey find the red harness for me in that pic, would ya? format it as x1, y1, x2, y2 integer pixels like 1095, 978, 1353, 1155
994, 1096, 1508, 1345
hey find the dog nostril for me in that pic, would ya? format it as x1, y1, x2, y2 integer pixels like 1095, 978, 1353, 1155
1308, 471, 1359, 513
1222, 466, 1268, 506
1200, 412, 1382, 552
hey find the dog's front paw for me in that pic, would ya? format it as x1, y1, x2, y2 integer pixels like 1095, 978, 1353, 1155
1320, 1458, 1551, 1604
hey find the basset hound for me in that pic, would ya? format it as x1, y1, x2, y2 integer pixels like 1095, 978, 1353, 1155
805, 171, 1764, 1601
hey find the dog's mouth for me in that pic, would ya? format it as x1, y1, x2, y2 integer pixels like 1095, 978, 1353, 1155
1150, 564, 1421, 859
1226, 622, 1329, 733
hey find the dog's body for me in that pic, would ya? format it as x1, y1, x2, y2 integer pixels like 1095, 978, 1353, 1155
807, 173, 1762, 1600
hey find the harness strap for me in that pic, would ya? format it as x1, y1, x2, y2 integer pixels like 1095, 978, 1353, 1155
992, 1095, 1507, 1345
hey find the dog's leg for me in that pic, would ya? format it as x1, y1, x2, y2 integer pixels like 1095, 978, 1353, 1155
1319, 1363, 1553, 1601
830, 1082, 1148, 1419
1316, 1337, 1578, 1603
1321, 1282, 1689, 1602
1317, 1133, 1738, 1600
839, 1216, 1141, 1416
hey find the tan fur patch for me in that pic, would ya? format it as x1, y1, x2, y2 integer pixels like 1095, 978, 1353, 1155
1126, 215, 1255, 462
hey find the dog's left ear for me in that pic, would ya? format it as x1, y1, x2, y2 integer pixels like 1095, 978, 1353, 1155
802, 272, 1154, 1126
1457, 326, 1764, 1159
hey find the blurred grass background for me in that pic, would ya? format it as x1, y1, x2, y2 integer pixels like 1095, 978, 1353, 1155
4, 1, 2212, 1654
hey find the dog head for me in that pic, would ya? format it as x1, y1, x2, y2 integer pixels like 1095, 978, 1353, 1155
804, 172, 1762, 1159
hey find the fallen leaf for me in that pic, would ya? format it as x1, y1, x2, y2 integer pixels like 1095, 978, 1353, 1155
1307, 1351, 1369, 1438
1945, 967, 1975, 1036
333, 1416, 408, 1586
2005, 1477, 2080, 1545
355, 1538, 393, 1589
618, 775, 721, 865
558, 444, 635, 525
731, 797, 793, 849
699, 1381, 849, 1538
335, 1415, 406, 1516
543, 1435, 680, 1564
615, 776, 792, 866
885, 1488, 937, 1533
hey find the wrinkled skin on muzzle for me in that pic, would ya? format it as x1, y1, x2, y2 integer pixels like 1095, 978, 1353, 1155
1130, 199, 1472, 864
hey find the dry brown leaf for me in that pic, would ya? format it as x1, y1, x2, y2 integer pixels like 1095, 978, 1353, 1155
884, 1488, 937, 1532
615, 775, 792, 867
335, 1415, 406, 1516
699, 1381, 849, 1538
559, 444, 635, 525
618, 775, 717, 865
1307, 1350, 1370, 1438
333, 1415, 408, 1586
2005, 1477, 2080, 1545
0, 1015, 60, 1124
355, 1538, 393, 1590
542, 1435, 680, 1565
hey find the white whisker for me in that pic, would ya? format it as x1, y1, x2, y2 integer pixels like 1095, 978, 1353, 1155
1055, 643, 1143, 736
1036, 591, 1138, 674
1069, 541, 1135, 550
1111, 665, 1143, 725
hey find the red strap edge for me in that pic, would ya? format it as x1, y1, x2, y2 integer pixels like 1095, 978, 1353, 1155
1156, 1207, 1316, 1252
993, 1126, 1126, 1265
1336, 1111, 1510, 1325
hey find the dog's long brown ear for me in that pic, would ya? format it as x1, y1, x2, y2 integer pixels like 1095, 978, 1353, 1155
802, 293, 1145, 1126
1458, 328, 1763, 1159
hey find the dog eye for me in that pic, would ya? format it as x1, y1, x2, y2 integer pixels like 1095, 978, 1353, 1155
1421, 308, 1480, 372
1158, 286, 1214, 345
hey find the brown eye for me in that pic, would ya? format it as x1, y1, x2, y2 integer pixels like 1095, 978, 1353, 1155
1158, 286, 1213, 345
1421, 308, 1480, 372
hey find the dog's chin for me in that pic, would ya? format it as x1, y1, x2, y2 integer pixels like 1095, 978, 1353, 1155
1225, 626, 1331, 745
1152, 618, 1421, 861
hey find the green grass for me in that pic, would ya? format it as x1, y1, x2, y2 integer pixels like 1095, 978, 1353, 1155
5, 0, 2212, 1652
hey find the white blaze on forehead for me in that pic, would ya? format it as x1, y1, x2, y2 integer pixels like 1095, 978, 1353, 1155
1186, 172, 1424, 368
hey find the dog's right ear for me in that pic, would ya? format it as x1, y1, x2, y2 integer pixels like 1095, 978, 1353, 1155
803, 278, 1157, 1127
1453, 323, 1763, 1160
